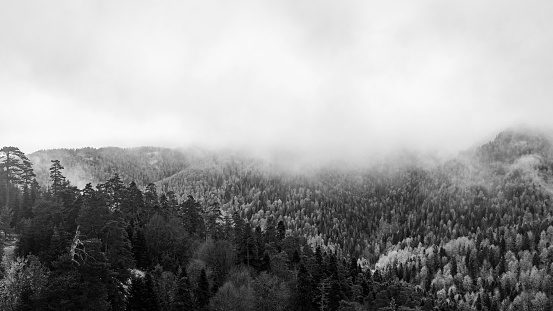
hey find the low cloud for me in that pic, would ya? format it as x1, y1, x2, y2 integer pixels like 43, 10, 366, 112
2, 0, 553, 161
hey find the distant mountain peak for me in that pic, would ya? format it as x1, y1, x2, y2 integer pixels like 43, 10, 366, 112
477, 127, 553, 164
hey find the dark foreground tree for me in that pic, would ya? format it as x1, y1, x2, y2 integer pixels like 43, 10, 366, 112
172, 269, 196, 311
127, 272, 160, 311
0, 146, 33, 215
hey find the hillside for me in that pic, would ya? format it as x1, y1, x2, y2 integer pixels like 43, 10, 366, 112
28, 128, 553, 259
28, 146, 193, 188
6, 128, 553, 310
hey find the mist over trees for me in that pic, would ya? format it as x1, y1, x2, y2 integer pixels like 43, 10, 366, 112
1, 128, 553, 310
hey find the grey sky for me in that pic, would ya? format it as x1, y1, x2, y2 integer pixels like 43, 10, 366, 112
1, 1, 553, 160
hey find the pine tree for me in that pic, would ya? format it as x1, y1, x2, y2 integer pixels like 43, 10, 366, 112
451, 256, 457, 276
19, 184, 33, 220
295, 263, 315, 311
0, 146, 33, 210
180, 195, 204, 238
319, 278, 331, 311
128, 272, 160, 311
30, 179, 39, 205
47, 226, 64, 264
232, 211, 245, 245
203, 201, 222, 240
261, 251, 272, 272
254, 225, 265, 270
144, 273, 161, 311
195, 268, 210, 310
122, 181, 145, 225
20, 161, 35, 187
277, 220, 286, 241
239, 223, 255, 267
131, 228, 150, 270
264, 216, 277, 246
103, 214, 135, 310
77, 184, 110, 240
313, 246, 324, 284
292, 249, 301, 268
49, 160, 66, 195
103, 173, 124, 211
328, 279, 341, 311
172, 269, 196, 311
0, 203, 13, 237
349, 257, 359, 283
144, 183, 159, 220
45, 239, 111, 310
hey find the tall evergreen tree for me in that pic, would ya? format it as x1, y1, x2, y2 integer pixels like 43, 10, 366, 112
277, 220, 286, 241
232, 211, 245, 246
122, 181, 145, 225
45, 239, 111, 310
49, 160, 66, 195
127, 272, 161, 311
294, 263, 315, 311
103, 174, 125, 212
144, 183, 159, 220
30, 179, 40, 205
0, 146, 33, 209
103, 214, 135, 310
131, 228, 150, 270
238, 223, 255, 267
172, 269, 196, 311
195, 268, 210, 310
180, 195, 204, 238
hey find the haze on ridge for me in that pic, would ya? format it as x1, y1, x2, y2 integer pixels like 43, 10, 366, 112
2, 1, 553, 162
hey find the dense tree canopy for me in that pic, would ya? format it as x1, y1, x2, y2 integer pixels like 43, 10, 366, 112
2, 129, 553, 310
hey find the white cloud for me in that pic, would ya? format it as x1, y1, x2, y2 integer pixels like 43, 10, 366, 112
1, 0, 553, 161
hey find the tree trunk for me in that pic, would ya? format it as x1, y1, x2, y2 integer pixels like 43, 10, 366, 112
5, 149, 9, 209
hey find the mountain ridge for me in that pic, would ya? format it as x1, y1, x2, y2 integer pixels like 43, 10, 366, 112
27, 128, 553, 195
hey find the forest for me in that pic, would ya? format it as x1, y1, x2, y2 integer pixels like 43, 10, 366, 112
1, 128, 553, 310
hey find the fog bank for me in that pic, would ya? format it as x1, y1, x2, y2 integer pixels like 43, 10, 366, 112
2, 1, 553, 159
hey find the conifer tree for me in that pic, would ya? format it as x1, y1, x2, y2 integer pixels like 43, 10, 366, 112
103, 174, 124, 211
172, 269, 196, 311
144, 183, 159, 220
318, 277, 331, 311
103, 213, 135, 310
45, 239, 111, 310
122, 181, 145, 225
451, 256, 457, 276
19, 184, 32, 219
261, 251, 272, 272
232, 211, 245, 245
30, 179, 39, 205
239, 223, 255, 267
180, 195, 204, 237
0, 146, 33, 209
264, 216, 277, 246
131, 228, 150, 270
49, 160, 66, 195
195, 268, 210, 310
277, 220, 286, 241
128, 272, 160, 311
294, 263, 315, 311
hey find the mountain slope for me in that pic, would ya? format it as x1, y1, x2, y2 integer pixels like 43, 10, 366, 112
27, 128, 553, 260
28, 146, 192, 188
13, 128, 553, 311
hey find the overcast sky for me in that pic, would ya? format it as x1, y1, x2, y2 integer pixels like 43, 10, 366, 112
1, 1, 553, 160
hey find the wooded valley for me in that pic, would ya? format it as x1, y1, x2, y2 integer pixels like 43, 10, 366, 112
1, 128, 553, 310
